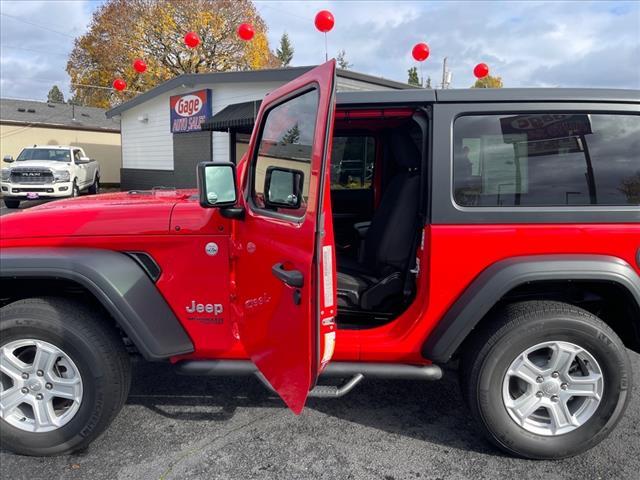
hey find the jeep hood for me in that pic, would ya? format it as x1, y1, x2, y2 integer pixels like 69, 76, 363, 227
0, 190, 195, 239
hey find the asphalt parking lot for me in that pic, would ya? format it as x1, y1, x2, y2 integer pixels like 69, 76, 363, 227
0, 352, 638, 480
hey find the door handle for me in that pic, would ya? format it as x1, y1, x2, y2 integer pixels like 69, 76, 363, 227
272, 263, 304, 288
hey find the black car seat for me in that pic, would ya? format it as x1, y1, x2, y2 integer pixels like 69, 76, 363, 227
336, 130, 421, 311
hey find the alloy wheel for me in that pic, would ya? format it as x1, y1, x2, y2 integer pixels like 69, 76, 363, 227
502, 340, 604, 436
0, 339, 83, 432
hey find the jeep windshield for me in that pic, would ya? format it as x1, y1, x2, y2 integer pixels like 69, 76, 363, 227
16, 148, 71, 162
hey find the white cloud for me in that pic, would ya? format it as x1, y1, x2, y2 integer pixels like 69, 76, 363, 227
0, 0, 93, 100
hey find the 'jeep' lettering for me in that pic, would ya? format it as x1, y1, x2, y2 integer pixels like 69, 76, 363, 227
186, 300, 223, 315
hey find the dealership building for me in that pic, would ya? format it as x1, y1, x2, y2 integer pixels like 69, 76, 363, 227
106, 66, 412, 190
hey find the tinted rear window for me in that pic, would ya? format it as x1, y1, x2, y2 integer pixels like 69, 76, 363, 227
453, 113, 640, 207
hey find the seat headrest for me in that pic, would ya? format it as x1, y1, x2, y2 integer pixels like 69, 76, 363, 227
390, 131, 421, 169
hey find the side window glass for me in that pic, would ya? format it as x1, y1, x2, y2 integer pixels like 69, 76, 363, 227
453, 113, 640, 207
252, 89, 319, 217
330, 136, 375, 190
73, 150, 81, 163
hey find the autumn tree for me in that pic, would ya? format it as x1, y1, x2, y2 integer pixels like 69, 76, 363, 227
336, 50, 353, 70
472, 75, 504, 88
47, 85, 65, 103
407, 67, 420, 87
276, 32, 294, 67
67, 0, 278, 108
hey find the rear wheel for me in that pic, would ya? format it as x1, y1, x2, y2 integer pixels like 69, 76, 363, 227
3, 199, 20, 209
461, 300, 631, 459
0, 297, 131, 456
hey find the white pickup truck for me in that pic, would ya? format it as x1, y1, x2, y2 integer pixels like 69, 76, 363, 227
1, 145, 100, 209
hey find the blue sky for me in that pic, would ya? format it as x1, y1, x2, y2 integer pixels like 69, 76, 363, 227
1, 0, 638, 101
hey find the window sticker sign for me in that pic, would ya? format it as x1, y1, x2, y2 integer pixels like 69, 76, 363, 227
170, 89, 211, 133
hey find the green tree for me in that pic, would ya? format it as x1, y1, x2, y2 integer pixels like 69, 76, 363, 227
407, 66, 420, 87
276, 32, 294, 67
281, 124, 300, 144
472, 75, 504, 88
336, 50, 353, 70
67, 0, 278, 108
425, 76, 432, 89
47, 85, 65, 103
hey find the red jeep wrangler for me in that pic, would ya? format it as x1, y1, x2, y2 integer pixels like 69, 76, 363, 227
1, 62, 639, 459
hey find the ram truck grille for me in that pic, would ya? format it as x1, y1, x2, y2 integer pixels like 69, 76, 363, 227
9, 168, 54, 185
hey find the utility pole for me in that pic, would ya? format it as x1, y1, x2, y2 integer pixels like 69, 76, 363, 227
440, 57, 452, 89
441, 57, 447, 89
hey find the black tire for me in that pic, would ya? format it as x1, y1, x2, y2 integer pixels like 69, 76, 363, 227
460, 300, 631, 460
88, 176, 100, 195
71, 180, 80, 197
0, 297, 131, 456
3, 199, 20, 209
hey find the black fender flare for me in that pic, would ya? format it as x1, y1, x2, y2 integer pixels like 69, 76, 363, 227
422, 254, 640, 363
0, 247, 194, 360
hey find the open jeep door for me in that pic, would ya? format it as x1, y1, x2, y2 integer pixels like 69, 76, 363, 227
232, 60, 338, 413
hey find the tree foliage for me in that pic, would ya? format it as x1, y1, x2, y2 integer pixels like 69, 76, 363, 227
472, 75, 504, 88
336, 50, 353, 70
67, 0, 278, 108
407, 67, 420, 87
276, 32, 294, 67
619, 171, 640, 204
47, 85, 65, 103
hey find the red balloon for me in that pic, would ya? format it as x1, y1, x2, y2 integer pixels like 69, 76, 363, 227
113, 78, 126, 91
315, 10, 334, 33
237, 23, 254, 41
133, 58, 147, 73
412, 43, 430, 62
474, 63, 489, 78
184, 31, 200, 48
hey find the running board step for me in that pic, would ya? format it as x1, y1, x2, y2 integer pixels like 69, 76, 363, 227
176, 360, 443, 382
255, 372, 365, 398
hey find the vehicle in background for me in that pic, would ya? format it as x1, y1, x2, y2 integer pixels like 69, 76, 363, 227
1, 146, 100, 209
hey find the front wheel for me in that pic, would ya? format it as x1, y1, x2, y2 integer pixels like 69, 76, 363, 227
0, 297, 131, 456
71, 180, 80, 198
88, 176, 100, 195
461, 300, 631, 459
3, 199, 20, 209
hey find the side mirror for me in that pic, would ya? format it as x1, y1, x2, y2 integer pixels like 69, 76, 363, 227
264, 166, 304, 210
3, 155, 14, 163
77, 156, 91, 164
197, 162, 238, 208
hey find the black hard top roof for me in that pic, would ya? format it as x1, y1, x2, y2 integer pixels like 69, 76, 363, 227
337, 88, 639, 106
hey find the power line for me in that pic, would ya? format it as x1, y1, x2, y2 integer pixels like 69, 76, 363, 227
0, 45, 70, 57
0, 12, 77, 39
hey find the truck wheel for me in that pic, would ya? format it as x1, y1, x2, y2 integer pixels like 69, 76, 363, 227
71, 180, 80, 197
88, 176, 100, 195
3, 199, 20, 209
0, 297, 131, 456
460, 300, 631, 460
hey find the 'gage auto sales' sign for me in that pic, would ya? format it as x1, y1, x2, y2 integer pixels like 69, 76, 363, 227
170, 89, 212, 133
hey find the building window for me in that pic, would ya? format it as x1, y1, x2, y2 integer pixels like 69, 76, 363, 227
453, 113, 640, 206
